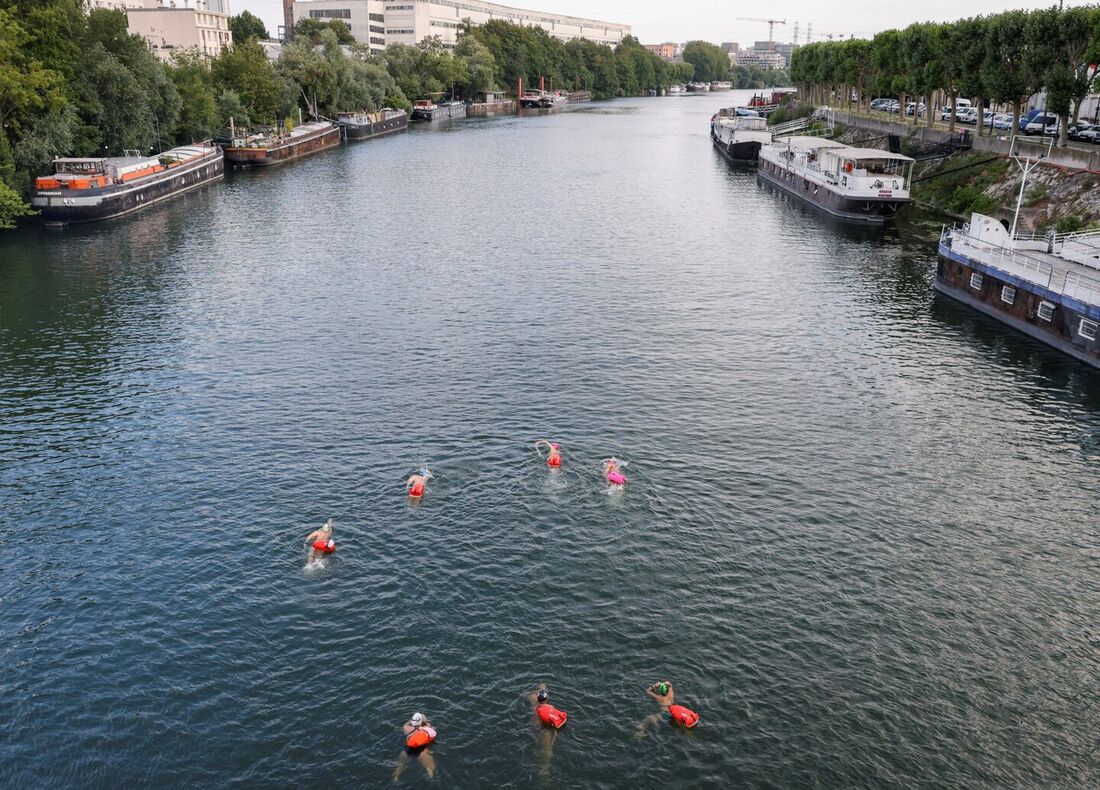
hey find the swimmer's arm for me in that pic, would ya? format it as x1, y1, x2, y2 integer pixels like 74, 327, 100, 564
644, 687, 661, 701
304, 530, 320, 544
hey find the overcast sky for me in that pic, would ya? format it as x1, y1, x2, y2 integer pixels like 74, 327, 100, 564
236, 0, 1095, 46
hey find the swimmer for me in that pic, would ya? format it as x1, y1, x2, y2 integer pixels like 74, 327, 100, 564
636, 680, 699, 737
405, 467, 432, 498
526, 683, 564, 775
394, 711, 437, 781
602, 457, 627, 486
535, 440, 562, 468
303, 518, 335, 561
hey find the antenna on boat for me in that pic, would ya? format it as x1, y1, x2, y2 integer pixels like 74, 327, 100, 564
1008, 134, 1053, 238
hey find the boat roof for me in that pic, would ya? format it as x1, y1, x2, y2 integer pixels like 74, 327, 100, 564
829, 147, 914, 162
778, 136, 846, 150
54, 157, 108, 164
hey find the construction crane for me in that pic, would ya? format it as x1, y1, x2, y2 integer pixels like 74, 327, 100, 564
735, 17, 787, 50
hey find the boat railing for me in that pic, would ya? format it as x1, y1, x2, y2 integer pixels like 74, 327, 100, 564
945, 227, 1054, 288
1061, 271, 1100, 307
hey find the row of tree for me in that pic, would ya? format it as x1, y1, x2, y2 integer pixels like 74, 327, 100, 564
789, 5, 1100, 147
682, 40, 790, 89
0, 1, 697, 229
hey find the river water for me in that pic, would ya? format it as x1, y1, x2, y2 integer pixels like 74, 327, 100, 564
2, 92, 1098, 788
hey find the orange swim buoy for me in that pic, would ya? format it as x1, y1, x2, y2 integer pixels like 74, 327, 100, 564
669, 704, 700, 728
406, 726, 436, 749
409, 482, 425, 498
536, 703, 568, 729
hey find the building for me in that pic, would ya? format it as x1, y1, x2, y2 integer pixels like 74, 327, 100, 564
290, 0, 629, 51
720, 41, 739, 55
735, 48, 786, 70
752, 40, 795, 67
644, 42, 678, 60
125, 0, 232, 61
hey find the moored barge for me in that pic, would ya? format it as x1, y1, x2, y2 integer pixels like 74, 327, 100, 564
222, 120, 340, 167
937, 213, 1100, 369
31, 143, 223, 226
337, 109, 408, 141
757, 137, 913, 223
410, 99, 467, 121
711, 108, 772, 162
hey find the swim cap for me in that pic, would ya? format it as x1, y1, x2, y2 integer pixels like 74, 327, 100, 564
411, 712, 423, 725
419, 467, 429, 477
537, 690, 548, 703
322, 520, 332, 532
658, 682, 669, 695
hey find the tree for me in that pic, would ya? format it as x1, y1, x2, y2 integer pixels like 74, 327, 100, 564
293, 18, 355, 46
229, 10, 269, 43
0, 179, 34, 229
212, 39, 294, 124
682, 40, 729, 83
454, 34, 497, 95
167, 51, 219, 142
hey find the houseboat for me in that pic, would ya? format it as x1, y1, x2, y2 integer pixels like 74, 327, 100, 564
519, 90, 566, 109
466, 92, 515, 116
757, 137, 913, 222
30, 143, 223, 226
337, 108, 407, 141
937, 213, 1100, 369
410, 99, 467, 121
222, 120, 340, 167
710, 107, 772, 162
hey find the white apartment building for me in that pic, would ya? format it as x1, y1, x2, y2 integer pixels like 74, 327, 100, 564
291, 0, 629, 52
124, 0, 233, 61
735, 49, 786, 70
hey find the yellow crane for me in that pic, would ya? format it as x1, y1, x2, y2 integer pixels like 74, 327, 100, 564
735, 17, 787, 50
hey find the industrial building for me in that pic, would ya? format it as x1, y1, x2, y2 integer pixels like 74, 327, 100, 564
289, 0, 629, 51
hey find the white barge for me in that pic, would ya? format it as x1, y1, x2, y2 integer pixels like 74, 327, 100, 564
757, 136, 914, 222
710, 108, 772, 162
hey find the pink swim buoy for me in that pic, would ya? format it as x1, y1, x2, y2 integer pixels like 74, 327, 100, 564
606, 472, 626, 485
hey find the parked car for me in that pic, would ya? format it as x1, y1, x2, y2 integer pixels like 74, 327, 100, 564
905, 101, 926, 116
870, 98, 892, 110
940, 99, 973, 120
1077, 126, 1100, 144
1069, 122, 1096, 142
885, 100, 900, 113
1018, 109, 1042, 131
1025, 113, 1059, 135
992, 113, 1014, 130
979, 109, 996, 127
956, 107, 978, 124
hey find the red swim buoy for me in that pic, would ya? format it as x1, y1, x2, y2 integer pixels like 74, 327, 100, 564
406, 726, 436, 749
669, 704, 700, 728
311, 539, 335, 554
536, 703, 568, 729
547, 455, 561, 468
409, 482, 425, 498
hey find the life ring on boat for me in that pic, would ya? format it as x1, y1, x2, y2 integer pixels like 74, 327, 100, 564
844, 161, 853, 173
669, 704, 700, 728
536, 704, 568, 728
312, 539, 335, 554
406, 726, 437, 749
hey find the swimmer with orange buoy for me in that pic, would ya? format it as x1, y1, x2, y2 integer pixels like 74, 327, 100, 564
527, 683, 567, 775
535, 440, 562, 468
405, 467, 432, 499
303, 519, 336, 562
393, 711, 437, 781
602, 457, 627, 486
636, 680, 699, 738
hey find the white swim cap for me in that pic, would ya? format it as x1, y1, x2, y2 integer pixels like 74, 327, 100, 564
411, 712, 423, 724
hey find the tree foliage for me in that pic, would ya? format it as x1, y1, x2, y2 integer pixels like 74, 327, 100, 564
790, 5, 1100, 145
682, 41, 730, 83
228, 10, 269, 43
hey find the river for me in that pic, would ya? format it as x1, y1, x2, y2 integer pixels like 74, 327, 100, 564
1, 91, 1098, 788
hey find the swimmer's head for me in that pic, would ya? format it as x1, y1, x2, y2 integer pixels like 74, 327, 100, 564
419, 467, 429, 478
536, 689, 548, 703
550, 443, 559, 449
657, 682, 669, 695
411, 712, 423, 725
322, 520, 333, 532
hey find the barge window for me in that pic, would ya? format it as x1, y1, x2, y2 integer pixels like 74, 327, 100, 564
1037, 301, 1055, 322
1000, 286, 1016, 305
969, 272, 983, 290
1079, 319, 1098, 341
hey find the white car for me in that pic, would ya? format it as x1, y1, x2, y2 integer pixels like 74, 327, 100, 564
956, 108, 977, 124
991, 113, 1014, 130
1025, 113, 1059, 135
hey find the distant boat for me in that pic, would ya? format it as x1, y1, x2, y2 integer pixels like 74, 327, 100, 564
337, 108, 408, 141
31, 143, 223, 226
222, 120, 340, 168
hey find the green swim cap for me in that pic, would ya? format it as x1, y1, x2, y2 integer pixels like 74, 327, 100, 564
658, 682, 669, 695
322, 521, 332, 532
